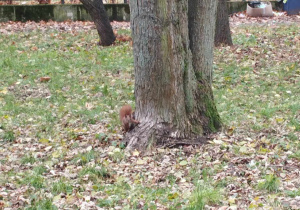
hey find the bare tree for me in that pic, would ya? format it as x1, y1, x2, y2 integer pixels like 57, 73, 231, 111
215, 0, 233, 46
124, 0, 221, 150
80, 0, 116, 46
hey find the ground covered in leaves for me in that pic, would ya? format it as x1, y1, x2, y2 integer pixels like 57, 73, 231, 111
0, 14, 300, 209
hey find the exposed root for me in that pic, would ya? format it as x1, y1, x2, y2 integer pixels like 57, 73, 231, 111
123, 122, 210, 151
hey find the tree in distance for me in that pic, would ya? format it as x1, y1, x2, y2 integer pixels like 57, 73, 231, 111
215, 0, 233, 46
80, 0, 116, 46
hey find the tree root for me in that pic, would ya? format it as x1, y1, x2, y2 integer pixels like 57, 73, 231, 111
123, 122, 210, 151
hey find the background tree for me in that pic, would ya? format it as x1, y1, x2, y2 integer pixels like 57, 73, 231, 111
215, 0, 233, 46
125, 0, 221, 150
80, 0, 115, 46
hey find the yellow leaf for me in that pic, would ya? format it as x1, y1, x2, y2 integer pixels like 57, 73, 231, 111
249, 143, 256, 148
136, 158, 145, 165
261, 136, 270, 144
0, 87, 8, 95
102, 160, 109, 167
53, 195, 61, 202
132, 150, 140, 156
225, 76, 232, 81
66, 195, 76, 204
168, 192, 179, 200
249, 203, 258, 208
228, 197, 236, 204
39, 138, 49, 144
288, 126, 296, 131
52, 151, 60, 158
276, 118, 284, 123
179, 160, 188, 166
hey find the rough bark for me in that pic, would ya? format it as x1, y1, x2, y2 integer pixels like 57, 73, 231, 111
80, 0, 116, 46
125, 0, 221, 150
214, 0, 233, 47
188, 0, 222, 132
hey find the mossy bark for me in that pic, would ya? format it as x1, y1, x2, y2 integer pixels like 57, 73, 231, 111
124, 0, 221, 150
188, 0, 221, 134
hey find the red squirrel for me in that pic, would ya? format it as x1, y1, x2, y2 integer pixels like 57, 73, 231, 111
119, 105, 139, 132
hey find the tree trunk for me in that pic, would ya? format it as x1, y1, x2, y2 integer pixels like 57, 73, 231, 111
80, 0, 116, 46
214, 0, 233, 47
125, 0, 221, 150
188, 0, 222, 133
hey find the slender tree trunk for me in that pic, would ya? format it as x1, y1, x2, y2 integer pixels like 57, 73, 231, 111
80, 0, 116, 46
188, 0, 222, 134
214, 0, 233, 47
125, 0, 221, 150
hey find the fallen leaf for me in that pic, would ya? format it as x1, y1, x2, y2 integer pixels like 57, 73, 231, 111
40, 77, 51, 82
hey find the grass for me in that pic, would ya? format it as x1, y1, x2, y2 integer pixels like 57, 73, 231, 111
21, 154, 37, 164
79, 166, 110, 182
51, 178, 73, 195
23, 174, 45, 189
0, 29, 134, 143
258, 174, 281, 193
214, 24, 300, 139
187, 182, 222, 210
0, 130, 15, 142
33, 165, 47, 175
26, 199, 57, 210
0, 21, 299, 209
286, 189, 300, 198
72, 150, 97, 165
289, 150, 300, 160
109, 147, 126, 162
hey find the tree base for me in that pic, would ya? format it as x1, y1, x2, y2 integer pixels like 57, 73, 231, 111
123, 122, 209, 150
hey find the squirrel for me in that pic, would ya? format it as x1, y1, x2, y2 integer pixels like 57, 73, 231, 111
119, 105, 139, 132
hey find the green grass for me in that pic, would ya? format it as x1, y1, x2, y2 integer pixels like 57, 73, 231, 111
109, 148, 126, 162
187, 182, 222, 210
79, 166, 110, 182
23, 174, 45, 189
0, 30, 134, 142
285, 189, 300, 198
258, 174, 281, 193
214, 24, 300, 141
51, 178, 73, 195
26, 199, 57, 210
33, 165, 47, 175
72, 150, 96, 165
21, 154, 37, 165
289, 150, 300, 160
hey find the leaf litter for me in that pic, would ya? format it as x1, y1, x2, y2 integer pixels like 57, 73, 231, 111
0, 14, 300, 209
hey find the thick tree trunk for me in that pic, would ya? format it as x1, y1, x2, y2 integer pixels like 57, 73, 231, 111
125, 0, 221, 150
214, 0, 233, 47
80, 0, 116, 46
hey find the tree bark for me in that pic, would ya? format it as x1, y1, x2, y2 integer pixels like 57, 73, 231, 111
188, 0, 221, 133
214, 0, 233, 47
125, 0, 221, 150
80, 0, 116, 46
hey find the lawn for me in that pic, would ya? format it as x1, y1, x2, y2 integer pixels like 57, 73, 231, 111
0, 17, 299, 209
